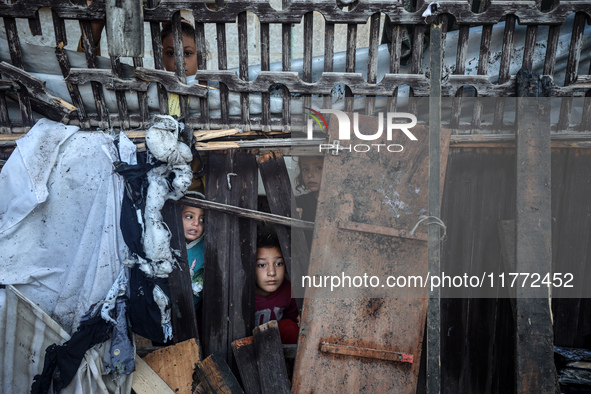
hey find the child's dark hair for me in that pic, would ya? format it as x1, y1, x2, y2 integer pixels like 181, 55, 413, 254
160, 20, 196, 42
294, 155, 323, 193
257, 225, 280, 249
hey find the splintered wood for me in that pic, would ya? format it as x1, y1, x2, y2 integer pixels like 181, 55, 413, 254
142, 338, 202, 394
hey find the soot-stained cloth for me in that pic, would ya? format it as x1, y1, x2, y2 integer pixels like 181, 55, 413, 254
0, 119, 129, 334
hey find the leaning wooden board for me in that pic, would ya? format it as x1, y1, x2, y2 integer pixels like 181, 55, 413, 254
292, 114, 450, 392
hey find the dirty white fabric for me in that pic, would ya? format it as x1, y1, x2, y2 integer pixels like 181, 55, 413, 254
0, 118, 130, 334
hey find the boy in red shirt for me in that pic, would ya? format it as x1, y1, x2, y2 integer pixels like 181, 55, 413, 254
254, 227, 299, 344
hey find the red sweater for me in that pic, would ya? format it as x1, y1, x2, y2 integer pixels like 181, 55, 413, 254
255, 280, 298, 326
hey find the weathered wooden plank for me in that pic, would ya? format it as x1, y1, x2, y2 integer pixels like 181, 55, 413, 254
161, 200, 199, 343
27, 10, 42, 36
142, 338, 202, 394
195, 21, 209, 128
365, 12, 380, 115
515, 69, 556, 393
133, 356, 176, 394
228, 151, 258, 355
253, 321, 291, 394
231, 337, 261, 394
543, 24, 561, 76
564, 12, 586, 87
0, 62, 76, 122
195, 353, 244, 394
203, 151, 234, 360
522, 25, 538, 70
217, 22, 230, 127
132, 68, 208, 96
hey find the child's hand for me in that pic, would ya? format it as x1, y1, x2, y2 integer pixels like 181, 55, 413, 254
296, 208, 303, 219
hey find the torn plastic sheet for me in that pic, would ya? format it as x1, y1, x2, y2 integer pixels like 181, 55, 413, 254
0, 119, 130, 334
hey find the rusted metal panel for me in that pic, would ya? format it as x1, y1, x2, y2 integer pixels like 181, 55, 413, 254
292, 114, 450, 392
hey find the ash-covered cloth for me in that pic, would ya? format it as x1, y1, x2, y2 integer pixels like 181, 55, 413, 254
0, 118, 130, 334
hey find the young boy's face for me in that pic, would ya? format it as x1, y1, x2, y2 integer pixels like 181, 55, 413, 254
300, 157, 323, 195
182, 206, 205, 242
255, 246, 285, 297
162, 33, 198, 76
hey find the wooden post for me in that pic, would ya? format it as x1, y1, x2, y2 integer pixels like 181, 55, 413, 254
231, 337, 261, 394
515, 69, 557, 393
195, 353, 244, 394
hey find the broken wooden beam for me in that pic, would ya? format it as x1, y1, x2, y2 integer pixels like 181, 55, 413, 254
253, 321, 291, 394
231, 337, 262, 394
0, 61, 77, 121
195, 353, 244, 394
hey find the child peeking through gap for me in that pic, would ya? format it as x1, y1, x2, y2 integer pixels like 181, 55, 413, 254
182, 191, 205, 308
254, 226, 299, 344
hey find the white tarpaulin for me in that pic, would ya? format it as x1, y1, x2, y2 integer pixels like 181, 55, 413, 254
0, 118, 129, 334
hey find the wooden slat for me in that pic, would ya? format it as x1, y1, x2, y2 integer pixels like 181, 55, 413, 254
472, 24, 493, 130
0, 89, 10, 133
27, 10, 42, 36
281, 3, 292, 129
3, 17, 34, 128
217, 22, 230, 126
110, 56, 131, 130
322, 20, 335, 110
161, 201, 199, 343
365, 12, 380, 115
260, 22, 271, 132
133, 57, 150, 125
522, 25, 538, 70
195, 353, 244, 394
543, 24, 561, 76
238, 12, 250, 129
142, 338, 202, 394
231, 337, 261, 394
253, 321, 291, 394
450, 24, 470, 130
319, 341, 413, 363
195, 21, 210, 128
79, 20, 110, 128
494, 15, 517, 129
564, 12, 587, 87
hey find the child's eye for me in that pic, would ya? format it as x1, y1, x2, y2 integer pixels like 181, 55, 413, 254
184, 51, 194, 57
275, 261, 284, 267
184, 215, 193, 220
199, 218, 204, 223
315, 166, 323, 171
257, 263, 266, 269
166, 50, 175, 57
